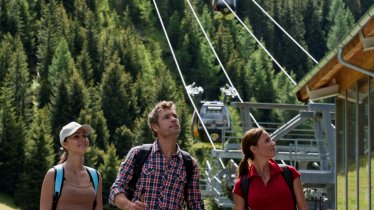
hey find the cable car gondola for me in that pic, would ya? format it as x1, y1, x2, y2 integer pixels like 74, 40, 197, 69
191, 101, 231, 142
212, 0, 237, 20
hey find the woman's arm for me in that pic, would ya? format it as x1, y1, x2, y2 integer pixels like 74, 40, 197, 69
40, 168, 55, 210
233, 193, 246, 210
293, 177, 309, 210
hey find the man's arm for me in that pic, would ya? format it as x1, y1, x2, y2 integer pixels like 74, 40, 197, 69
113, 193, 148, 210
109, 148, 136, 205
186, 159, 205, 209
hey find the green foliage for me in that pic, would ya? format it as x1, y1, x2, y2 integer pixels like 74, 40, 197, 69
0, 34, 33, 124
14, 108, 54, 210
36, 0, 65, 107
50, 67, 87, 151
0, 192, 19, 210
0, 0, 368, 209
98, 144, 120, 210
48, 38, 75, 87
113, 125, 137, 158
304, 0, 327, 61
79, 86, 110, 151
0, 34, 13, 86
76, 45, 94, 84
0, 75, 26, 195
101, 53, 134, 137
273, 71, 300, 122
246, 48, 278, 122
327, 0, 355, 50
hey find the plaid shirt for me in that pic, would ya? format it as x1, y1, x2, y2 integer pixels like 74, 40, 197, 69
109, 141, 205, 209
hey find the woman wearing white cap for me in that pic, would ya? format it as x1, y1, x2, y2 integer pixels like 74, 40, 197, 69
40, 122, 103, 210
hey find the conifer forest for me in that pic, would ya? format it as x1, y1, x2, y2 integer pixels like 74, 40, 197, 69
0, 0, 372, 209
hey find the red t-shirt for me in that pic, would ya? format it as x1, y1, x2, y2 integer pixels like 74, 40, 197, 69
232, 159, 300, 210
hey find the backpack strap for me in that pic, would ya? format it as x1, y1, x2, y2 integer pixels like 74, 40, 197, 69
85, 166, 99, 210
126, 144, 194, 205
240, 165, 296, 210
52, 164, 99, 210
52, 164, 64, 210
126, 144, 153, 200
239, 173, 250, 210
85, 166, 99, 194
279, 165, 297, 210
180, 150, 193, 204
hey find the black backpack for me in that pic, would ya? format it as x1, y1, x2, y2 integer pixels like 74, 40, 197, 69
240, 164, 296, 210
126, 144, 193, 201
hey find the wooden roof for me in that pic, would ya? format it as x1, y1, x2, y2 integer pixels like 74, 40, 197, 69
293, 5, 374, 102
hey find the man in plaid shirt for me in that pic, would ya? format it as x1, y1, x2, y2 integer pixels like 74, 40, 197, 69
109, 101, 205, 209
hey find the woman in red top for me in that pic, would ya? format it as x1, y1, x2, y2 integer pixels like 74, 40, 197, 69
232, 127, 308, 210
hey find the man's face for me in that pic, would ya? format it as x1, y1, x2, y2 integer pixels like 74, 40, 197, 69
153, 108, 181, 138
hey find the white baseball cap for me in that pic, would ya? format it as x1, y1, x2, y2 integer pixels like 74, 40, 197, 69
59, 122, 93, 145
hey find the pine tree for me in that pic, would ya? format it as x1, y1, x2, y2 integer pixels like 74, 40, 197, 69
235, 59, 251, 101
273, 70, 299, 122
7, 34, 33, 124
62, 0, 75, 15
14, 107, 54, 210
36, 0, 64, 107
0, 74, 26, 195
225, 49, 246, 99
132, 75, 156, 118
326, 0, 355, 50
50, 79, 70, 151
114, 25, 154, 80
232, 18, 257, 59
79, 85, 110, 151
76, 44, 94, 85
154, 67, 181, 102
344, 0, 361, 20
168, 12, 184, 48
113, 125, 138, 158
98, 144, 120, 210
84, 146, 105, 171
240, 0, 274, 49
247, 48, 277, 122
48, 38, 84, 150
176, 102, 192, 150
101, 52, 134, 138
74, 0, 91, 26
70, 21, 86, 58
85, 11, 102, 84
9, 0, 38, 72
0, 34, 12, 86
304, 0, 327, 61
271, 0, 309, 78
48, 38, 74, 87
0, 0, 22, 35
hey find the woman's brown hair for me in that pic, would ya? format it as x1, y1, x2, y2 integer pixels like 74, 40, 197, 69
237, 127, 264, 178
58, 138, 69, 164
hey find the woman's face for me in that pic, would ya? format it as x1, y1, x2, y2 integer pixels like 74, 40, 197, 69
252, 131, 276, 159
63, 128, 89, 153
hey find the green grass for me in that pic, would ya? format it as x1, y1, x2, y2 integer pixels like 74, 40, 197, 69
0, 193, 20, 210
337, 157, 374, 209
